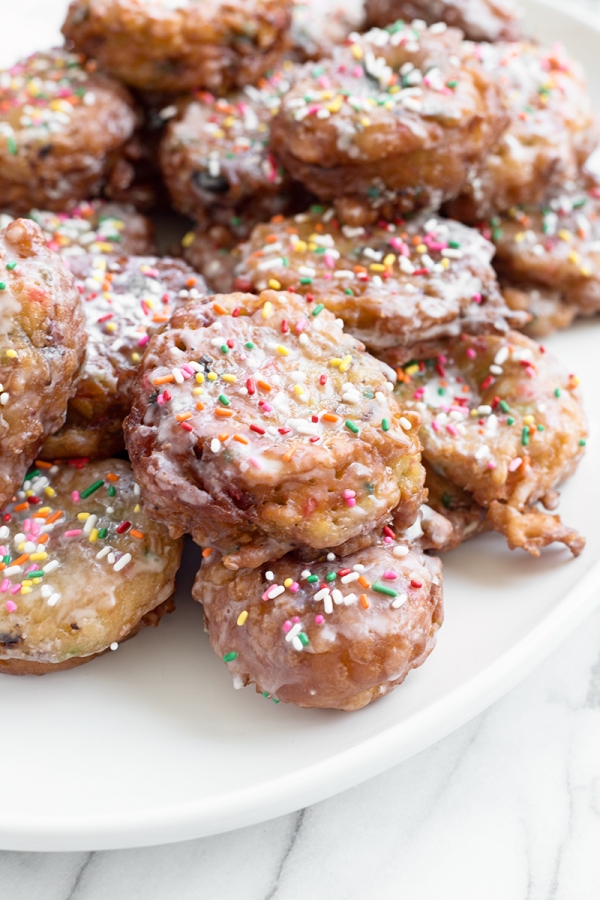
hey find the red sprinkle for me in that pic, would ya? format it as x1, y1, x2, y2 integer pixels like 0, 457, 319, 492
410, 579, 423, 589
116, 521, 131, 535
180, 421, 193, 432
250, 424, 265, 435
383, 526, 396, 539
246, 378, 256, 395
480, 375, 495, 391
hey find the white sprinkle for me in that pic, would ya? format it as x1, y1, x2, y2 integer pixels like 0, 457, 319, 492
314, 587, 331, 602
110, 642, 119, 651
267, 584, 285, 599
298, 333, 309, 346
327, 552, 336, 561
292, 635, 304, 651
134, 484, 141, 496
301, 569, 311, 579
3, 566, 21, 576
323, 594, 333, 614
107, 552, 116, 565
43, 559, 59, 574
265, 570, 274, 581
490, 365, 503, 376
172, 367, 184, 384
494, 346, 509, 366
285, 622, 302, 642
393, 545, 409, 558
399, 417, 412, 430
210, 438, 221, 453
391, 593, 408, 609
352, 564, 365, 572
0, 392, 9, 405
83, 514, 97, 534
344, 593, 357, 606
47, 592, 61, 607
332, 589, 344, 605
114, 553, 132, 572
0, 526, 8, 540
341, 572, 359, 584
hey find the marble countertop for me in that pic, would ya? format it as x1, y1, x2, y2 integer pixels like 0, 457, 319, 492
1, 601, 599, 899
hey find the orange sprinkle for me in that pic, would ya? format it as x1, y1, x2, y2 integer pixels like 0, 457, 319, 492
13, 502, 29, 512
412, 235, 422, 245
185, 277, 198, 288
0, 563, 5, 572
202, 548, 214, 558
34, 460, 52, 469
13, 554, 30, 566
271, 215, 285, 224
32, 510, 49, 519
358, 575, 370, 590
283, 447, 296, 462
46, 510, 63, 525
176, 412, 193, 421
233, 434, 249, 445
257, 379, 272, 392
37, 534, 49, 544
218, 433, 230, 442
106, 473, 120, 483
315, 223, 324, 232
353, 265, 367, 274
153, 374, 174, 385
462, 385, 470, 393
152, 314, 170, 323
196, 402, 205, 411
322, 413, 339, 423
213, 302, 227, 315
129, 529, 144, 539
360, 593, 369, 609
215, 408, 233, 417
265, 234, 279, 243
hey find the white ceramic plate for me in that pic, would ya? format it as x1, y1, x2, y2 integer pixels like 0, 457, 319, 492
1, 0, 600, 853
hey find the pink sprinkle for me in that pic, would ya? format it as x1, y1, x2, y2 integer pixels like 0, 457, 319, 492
466, 348, 476, 359
262, 588, 273, 601
29, 522, 40, 537
342, 490, 356, 499
0, 579, 9, 592
5, 600, 17, 613
324, 253, 336, 270
292, 616, 300, 623
23, 519, 32, 533
472, 293, 482, 304
64, 529, 82, 538
508, 457, 523, 472
72, 491, 80, 503
346, 498, 357, 507
248, 456, 262, 470
307, 104, 320, 116
24, 563, 37, 574
352, 65, 364, 77
0, 547, 6, 557
487, 460, 496, 469
289, 582, 300, 593
431, 420, 440, 432
383, 570, 398, 580
181, 364, 195, 376
446, 424, 459, 436
323, 272, 332, 280
315, 614, 324, 624
295, 319, 307, 334
383, 536, 393, 544
10, 585, 20, 595
283, 620, 292, 633
157, 394, 165, 406
259, 402, 272, 413
138, 334, 149, 347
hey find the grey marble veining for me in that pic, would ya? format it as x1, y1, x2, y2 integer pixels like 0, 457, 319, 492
2, 603, 600, 899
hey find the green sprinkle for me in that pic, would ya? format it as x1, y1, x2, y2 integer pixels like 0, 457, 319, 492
272, 697, 280, 704
372, 582, 398, 598
0, 282, 5, 291
223, 652, 238, 663
6, 261, 17, 271
499, 400, 510, 414
345, 420, 359, 434
298, 632, 309, 647
218, 394, 230, 406
344, 288, 354, 296
7, 137, 17, 156
2, 556, 10, 565
220, 345, 228, 354
448, 240, 461, 249
521, 427, 530, 446
245, 341, 255, 350
326, 572, 337, 582
79, 479, 104, 500
381, 418, 390, 432
579, 438, 587, 446
306, 574, 319, 584
446, 79, 458, 89
438, 387, 446, 396
26, 469, 40, 481
28, 570, 44, 578
107, 485, 116, 498
98, 528, 108, 539
300, 277, 313, 285
507, 416, 515, 426
311, 303, 324, 316
555, 388, 561, 398
262, 691, 269, 698
537, 424, 545, 431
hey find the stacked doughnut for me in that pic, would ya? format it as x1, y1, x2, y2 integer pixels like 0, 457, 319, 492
0, 0, 592, 711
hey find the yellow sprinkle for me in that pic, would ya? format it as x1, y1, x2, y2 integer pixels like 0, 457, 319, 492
351, 43, 364, 59
37, 507, 51, 514
558, 229, 572, 242
293, 240, 307, 253
339, 354, 353, 373
523, 415, 535, 425
293, 384, 305, 395
17, 542, 25, 551
106, 322, 117, 333
470, 409, 478, 417
192, 387, 203, 395
30, 552, 48, 561
89, 529, 99, 543
268, 279, 281, 290
276, 345, 289, 356
360, 117, 371, 127
134, 504, 140, 513
441, 258, 450, 269
181, 231, 195, 249
284, 578, 293, 588
262, 300, 273, 319
571, 375, 581, 387
207, 372, 218, 381
308, 242, 317, 252
383, 254, 396, 266
222, 374, 236, 383
327, 98, 343, 113
405, 364, 419, 375
416, 244, 427, 254
369, 263, 385, 272
223, 116, 236, 127
22, 580, 33, 587
25, 490, 33, 498
329, 357, 343, 368
77, 513, 90, 521
212, 129, 224, 139
581, 267, 592, 277
21, 586, 31, 594
389, 84, 400, 93
237, 610, 248, 626
568, 251, 580, 264
195, 372, 205, 383
5, 349, 17, 359
131, 352, 141, 364
514, 231, 525, 243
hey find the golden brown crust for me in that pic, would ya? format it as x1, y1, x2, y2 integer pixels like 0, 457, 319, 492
62, 0, 293, 93
194, 540, 443, 710
444, 43, 598, 223
0, 219, 87, 506
270, 23, 508, 214
39, 254, 206, 461
393, 332, 587, 555
235, 208, 526, 353
0, 49, 137, 214
124, 290, 425, 568
501, 284, 578, 339
364, 0, 521, 42
422, 461, 489, 550
0, 459, 183, 668
0, 597, 175, 676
